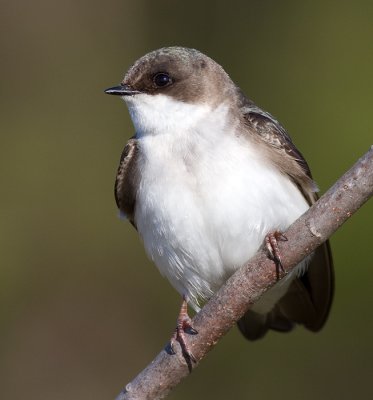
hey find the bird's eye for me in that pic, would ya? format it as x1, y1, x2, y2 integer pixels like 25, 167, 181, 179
153, 72, 172, 88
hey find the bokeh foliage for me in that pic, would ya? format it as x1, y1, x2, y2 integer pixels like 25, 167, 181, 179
0, 1, 372, 399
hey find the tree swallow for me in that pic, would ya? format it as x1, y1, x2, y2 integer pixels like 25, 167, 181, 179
105, 47, 334, 359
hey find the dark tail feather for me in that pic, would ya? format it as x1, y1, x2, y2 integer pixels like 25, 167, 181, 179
237, 307, 294, 341
237, 241, 334, 341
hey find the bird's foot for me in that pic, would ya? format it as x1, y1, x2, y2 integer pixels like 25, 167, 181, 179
169, 297, 198, 366
265, 231, 288, 277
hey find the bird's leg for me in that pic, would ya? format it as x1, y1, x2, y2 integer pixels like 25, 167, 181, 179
265, 231, 288, 277
170, 296, 198, 364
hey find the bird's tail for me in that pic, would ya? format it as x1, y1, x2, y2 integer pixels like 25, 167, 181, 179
237, 241, 334, 341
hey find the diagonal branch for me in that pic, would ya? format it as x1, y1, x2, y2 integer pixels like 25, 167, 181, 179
116, 146, 373, 400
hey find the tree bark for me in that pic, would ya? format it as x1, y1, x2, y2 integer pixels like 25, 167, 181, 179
116, 146, 373, 400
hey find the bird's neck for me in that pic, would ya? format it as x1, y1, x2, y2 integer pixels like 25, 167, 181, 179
125, 94, 236, 139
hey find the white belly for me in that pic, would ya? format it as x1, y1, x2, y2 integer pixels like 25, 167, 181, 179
134, 126, 309, 312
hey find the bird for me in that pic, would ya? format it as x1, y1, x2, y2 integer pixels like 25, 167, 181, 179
105, 46, 334, 359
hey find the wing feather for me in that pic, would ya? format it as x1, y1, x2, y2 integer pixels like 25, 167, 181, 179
114, 137, 139, 228
236, 93, 334, 340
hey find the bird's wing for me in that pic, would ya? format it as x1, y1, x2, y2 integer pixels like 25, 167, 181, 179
241, 99, 317, 205
114, 136, 139, 229
237, 95, 334, 340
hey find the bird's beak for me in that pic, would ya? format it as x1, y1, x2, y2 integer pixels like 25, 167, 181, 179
104, 84, 141, 96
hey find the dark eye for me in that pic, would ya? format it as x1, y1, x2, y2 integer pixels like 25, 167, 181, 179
153, 72, 172, 88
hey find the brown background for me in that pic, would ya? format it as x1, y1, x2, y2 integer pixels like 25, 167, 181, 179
1, 1, 372, 399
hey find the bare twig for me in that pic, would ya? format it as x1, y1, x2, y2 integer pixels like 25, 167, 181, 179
116, 146, 373, 400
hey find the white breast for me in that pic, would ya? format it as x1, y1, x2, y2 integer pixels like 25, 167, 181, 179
126, 94, 310, 312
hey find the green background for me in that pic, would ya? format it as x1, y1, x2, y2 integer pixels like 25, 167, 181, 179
1, 1, 372, 399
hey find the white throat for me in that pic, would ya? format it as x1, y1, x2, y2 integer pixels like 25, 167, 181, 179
123, 93, 231, 137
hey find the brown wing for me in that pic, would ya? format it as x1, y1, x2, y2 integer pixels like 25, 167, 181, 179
237, 97, 334, 340
242, 100, 318, 204
114, 136, 139, 228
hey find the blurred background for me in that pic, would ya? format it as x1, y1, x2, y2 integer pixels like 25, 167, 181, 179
1, 0, 372, 399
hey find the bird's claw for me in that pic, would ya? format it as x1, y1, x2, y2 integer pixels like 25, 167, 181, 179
169, 297, 198, 366
265, 231, 288, 276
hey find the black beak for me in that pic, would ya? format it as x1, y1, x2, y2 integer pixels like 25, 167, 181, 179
104, 84, 141, 96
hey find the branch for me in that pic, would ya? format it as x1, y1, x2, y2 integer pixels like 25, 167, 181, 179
116, 146, 373, 400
